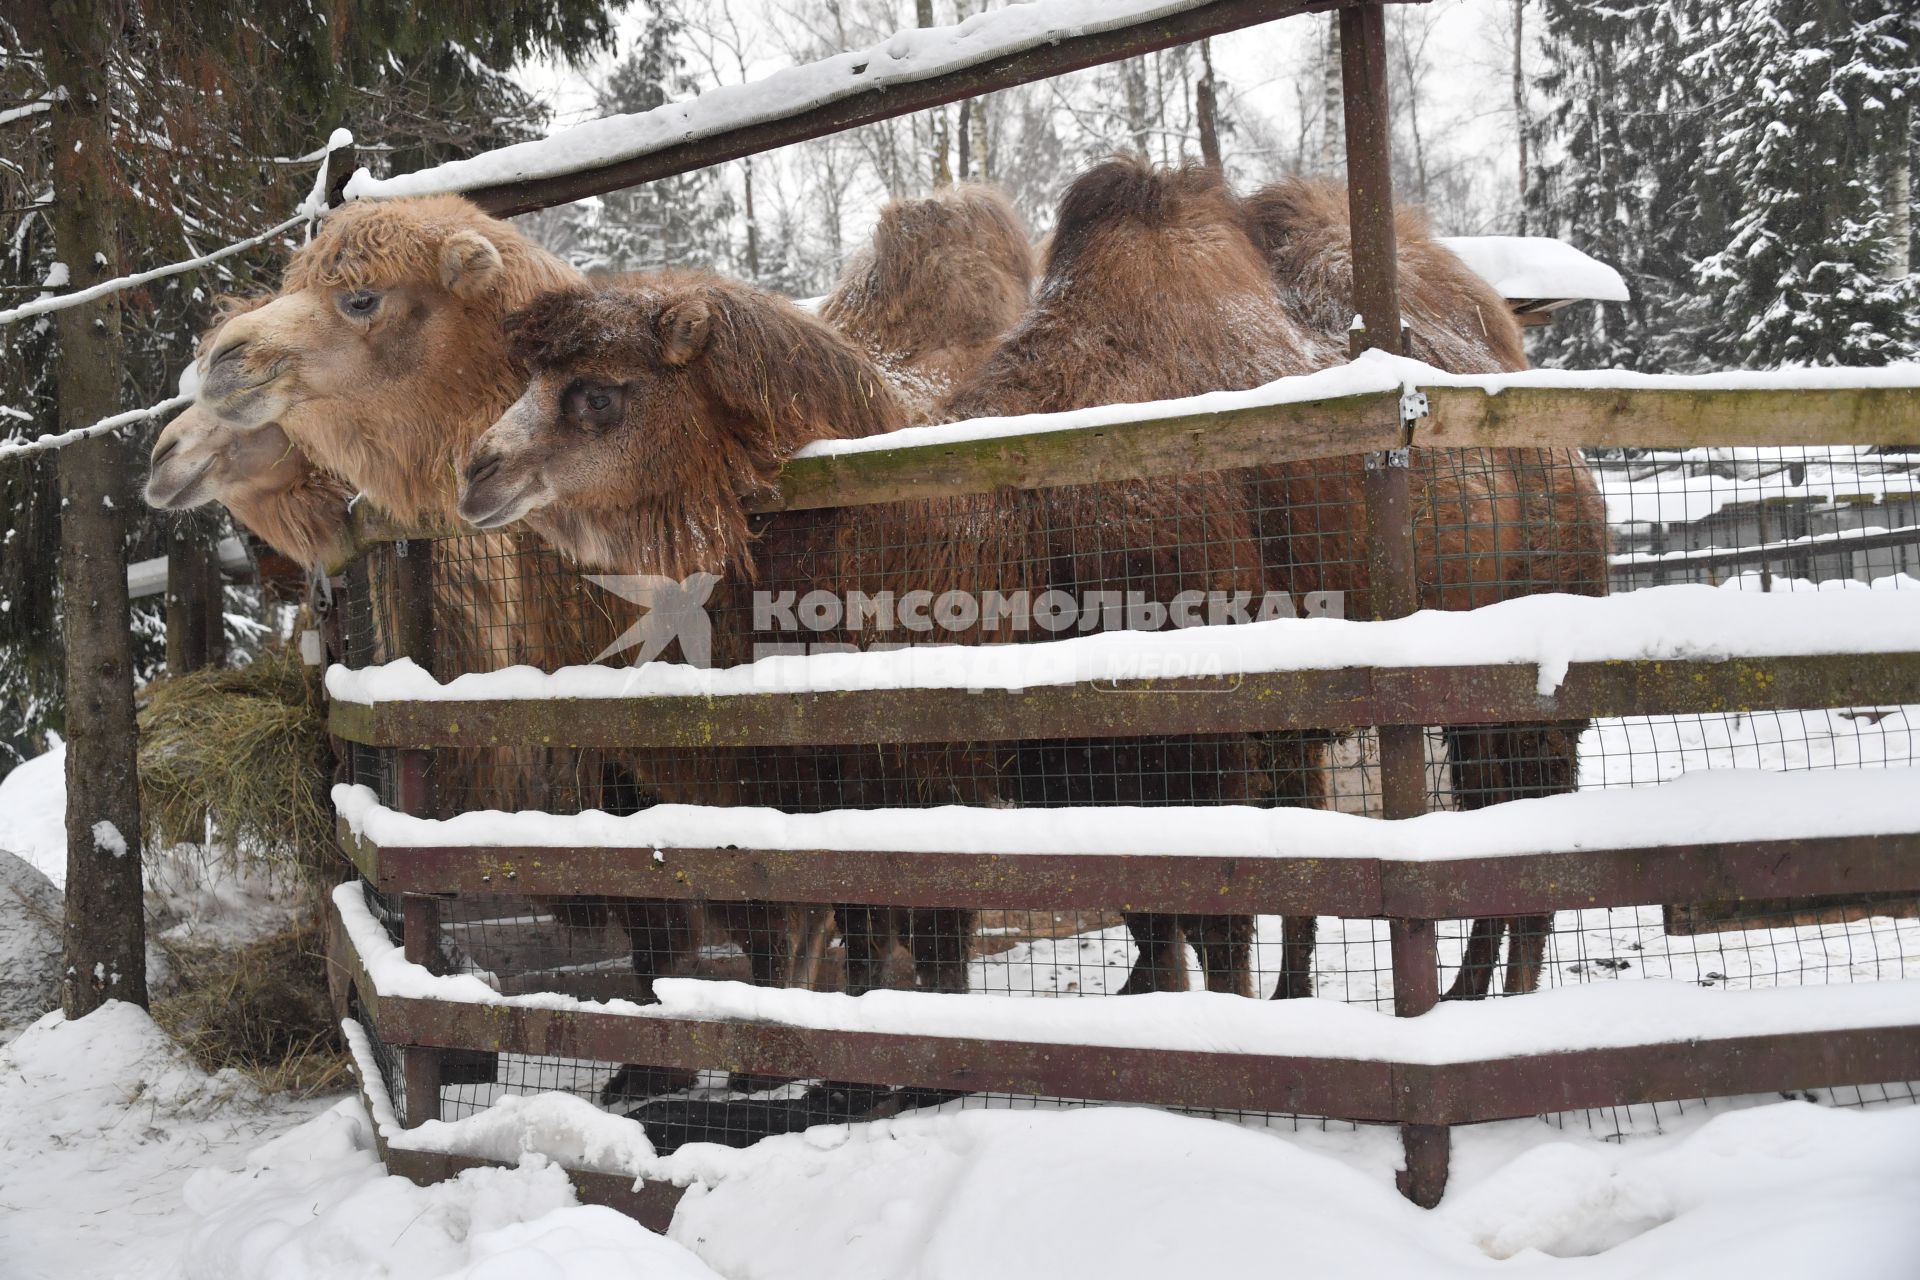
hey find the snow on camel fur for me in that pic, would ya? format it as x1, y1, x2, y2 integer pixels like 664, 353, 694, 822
819, 182, 1034, 416
146, 300, 354, 572
1243, 175, 1611, 997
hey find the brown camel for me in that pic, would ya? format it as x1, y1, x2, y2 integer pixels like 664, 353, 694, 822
924, 158, 1333, 997
1243, 176, 1610, 997
819, 182, 1033, 417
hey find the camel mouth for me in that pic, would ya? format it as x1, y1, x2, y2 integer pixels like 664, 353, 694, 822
457, 477, 546, 530
144, 456, 214, 509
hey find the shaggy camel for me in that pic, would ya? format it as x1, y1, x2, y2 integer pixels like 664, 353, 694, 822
923, 158, 1335, 997
464, 160, 1324, 1001
1243, 176, 1610, 997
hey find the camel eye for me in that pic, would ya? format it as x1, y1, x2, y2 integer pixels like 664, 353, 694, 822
564, 381, 625, 429
338, 290, 382, 319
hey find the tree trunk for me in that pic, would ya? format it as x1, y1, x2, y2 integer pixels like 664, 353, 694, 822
917, 0, 951, 187
165, 521, 222, 674
1886, 98, 1910, 280
742, 156, 761, 280
1513, 0, 1529, 235
1196, 38, 1221, 169
47, 0, 147, 1017
1321, 12, 1344, 173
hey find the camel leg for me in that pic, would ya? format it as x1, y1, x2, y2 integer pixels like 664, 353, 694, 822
601, 901, 699, 1105
1119, 913, 1190, 994
1274, 914, 1318, 999
1268, 733, 1330, 1000
1442, 723, 1583, 998
839, 904, 893, 997
789, 906, 836, 993
1191, 915, 1254, 997
907, 908, 973, 994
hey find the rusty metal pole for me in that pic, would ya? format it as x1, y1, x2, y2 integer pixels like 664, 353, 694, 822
393, 538, 444, 1125
1341, 1, 1449, 1209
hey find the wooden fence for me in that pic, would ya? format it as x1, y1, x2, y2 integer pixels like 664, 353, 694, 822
326, 373, 1920, 1217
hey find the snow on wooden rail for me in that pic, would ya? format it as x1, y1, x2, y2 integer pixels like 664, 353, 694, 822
325, 583, 1920, 705
343, 0, 1400, 217
331, 882, 1920, 1071
333, 769, 1920, 864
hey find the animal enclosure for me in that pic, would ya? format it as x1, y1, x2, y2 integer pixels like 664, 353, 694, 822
303, 0, 1920, 1221
326, 375, 1920, 1218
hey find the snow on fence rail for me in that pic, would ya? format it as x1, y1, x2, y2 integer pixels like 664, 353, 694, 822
343, 0, 1417, 218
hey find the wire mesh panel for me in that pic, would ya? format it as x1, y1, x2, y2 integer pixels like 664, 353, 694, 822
338, 441, 1920, 1147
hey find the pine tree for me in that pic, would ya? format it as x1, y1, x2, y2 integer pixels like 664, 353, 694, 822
567, 5, 736, 275
1689, 0, 1920, 366
1524, 1, 1720, 371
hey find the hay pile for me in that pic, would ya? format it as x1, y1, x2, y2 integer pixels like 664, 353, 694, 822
137, 639, 333, 888
138, 638, 347, 1093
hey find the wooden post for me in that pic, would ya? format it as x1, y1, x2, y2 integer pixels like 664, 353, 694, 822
393, 537, 443, 1125
1341, 0, 1449, 1209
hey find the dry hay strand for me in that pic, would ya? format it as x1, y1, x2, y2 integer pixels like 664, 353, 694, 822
136, 638, 335, 891
150, 915, 350, 1097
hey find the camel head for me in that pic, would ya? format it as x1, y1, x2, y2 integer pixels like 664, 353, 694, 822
460, 273, 908, 576
194, 195, 582, 524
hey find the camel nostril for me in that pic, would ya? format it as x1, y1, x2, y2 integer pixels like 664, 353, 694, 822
208, 339, 248, 370
466, 454, 503, 489
151, 438, 178, 470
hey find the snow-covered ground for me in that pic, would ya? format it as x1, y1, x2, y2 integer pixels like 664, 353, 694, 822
5, 1000, 1919, 1279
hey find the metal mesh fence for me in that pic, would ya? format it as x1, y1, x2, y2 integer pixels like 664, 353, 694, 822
338, 443, 1920, 1146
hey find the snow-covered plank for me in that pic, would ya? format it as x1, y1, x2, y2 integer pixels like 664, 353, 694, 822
332, 772, 1920, 916
346, 0, 1399, 217
325, 584, 1920, 705
334, 769, 1920, 864
331, 885, 1920, 1125
1436, 236, 1631, 306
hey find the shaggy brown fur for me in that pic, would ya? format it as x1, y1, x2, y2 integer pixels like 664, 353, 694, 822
1244, 176, 1611, 996
819, 183, 1034, 417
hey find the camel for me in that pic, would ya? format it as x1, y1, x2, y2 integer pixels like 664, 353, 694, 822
464, 160, 1329, 1003
1243, 176, 1610, 997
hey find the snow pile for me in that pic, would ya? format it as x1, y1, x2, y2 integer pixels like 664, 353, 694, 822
1438, 235, 1631, 303
181, 1099, 720, 1280
0, 848, 61, 1038
0, 1001, 313, 1280
335, 767, 1920, 861
326, 582, 1920, 703
663, 1102, 1920, 1279
0, 735, 67, 887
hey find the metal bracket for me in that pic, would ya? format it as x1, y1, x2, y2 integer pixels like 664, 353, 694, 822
1365, 447, 1411, 471
1400, 389, 1430, 423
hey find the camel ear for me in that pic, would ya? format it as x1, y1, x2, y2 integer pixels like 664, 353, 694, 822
440, 230, 505, 299
657, 298, 712, 366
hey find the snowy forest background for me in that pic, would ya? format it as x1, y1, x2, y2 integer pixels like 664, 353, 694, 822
0, 0, 1916, 759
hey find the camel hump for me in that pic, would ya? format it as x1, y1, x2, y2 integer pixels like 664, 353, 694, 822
1045, 156, 1236, 273
873, 182, 1032, 290
1243, 174, 1527, 373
